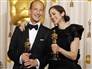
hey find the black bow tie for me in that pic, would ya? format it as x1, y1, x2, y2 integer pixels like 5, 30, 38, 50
28, 23, 38, 30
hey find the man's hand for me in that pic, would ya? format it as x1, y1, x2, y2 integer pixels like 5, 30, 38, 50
24, 59, 38, 68
21, 53, 30, 62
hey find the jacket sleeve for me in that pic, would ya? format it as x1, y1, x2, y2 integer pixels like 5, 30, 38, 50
7, 27, 22, 64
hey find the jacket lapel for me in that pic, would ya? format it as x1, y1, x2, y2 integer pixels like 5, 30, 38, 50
31, 25, 44, 51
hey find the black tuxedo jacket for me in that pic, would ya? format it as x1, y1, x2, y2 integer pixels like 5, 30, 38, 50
8, 24, 51, 69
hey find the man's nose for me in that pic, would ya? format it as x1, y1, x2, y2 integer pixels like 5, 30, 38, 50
36, 10, 40, 14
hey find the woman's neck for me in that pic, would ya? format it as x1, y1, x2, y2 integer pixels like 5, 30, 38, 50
58, 21, 70, 29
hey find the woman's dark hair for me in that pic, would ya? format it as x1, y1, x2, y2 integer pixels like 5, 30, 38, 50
49, 5, 70, 22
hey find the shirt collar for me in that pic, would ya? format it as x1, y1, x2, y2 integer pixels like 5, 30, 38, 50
29, 20, 41, 29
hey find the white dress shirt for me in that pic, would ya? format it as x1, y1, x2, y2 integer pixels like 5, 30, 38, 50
29, 21, 40, 49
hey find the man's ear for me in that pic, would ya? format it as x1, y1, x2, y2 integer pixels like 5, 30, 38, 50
28, 9, 31, 16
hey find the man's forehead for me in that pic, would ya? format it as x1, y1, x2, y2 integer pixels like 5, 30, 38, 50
31, 1, 44, 8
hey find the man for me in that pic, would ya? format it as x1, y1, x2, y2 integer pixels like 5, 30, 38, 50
8, 0, 51, 69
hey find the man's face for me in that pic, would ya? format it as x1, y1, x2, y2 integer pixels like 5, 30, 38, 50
29, 1, 44, 23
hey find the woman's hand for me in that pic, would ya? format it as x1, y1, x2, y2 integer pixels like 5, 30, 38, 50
19, 23, 25, 31
51, 44, 60, 54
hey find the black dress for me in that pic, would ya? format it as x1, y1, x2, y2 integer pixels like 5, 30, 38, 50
48, 24, 84, 69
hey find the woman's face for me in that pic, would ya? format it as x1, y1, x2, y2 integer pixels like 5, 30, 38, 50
49, 8, 63, 26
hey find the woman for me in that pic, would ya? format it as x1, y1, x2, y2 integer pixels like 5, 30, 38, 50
48, 5, 84, 69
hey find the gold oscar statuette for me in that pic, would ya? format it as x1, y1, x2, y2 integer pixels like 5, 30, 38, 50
20, 38, 30, 69
50, 30, 60, 61
24, 38, 30, 53
51, 30, 58, 44
85, 55, 91, 64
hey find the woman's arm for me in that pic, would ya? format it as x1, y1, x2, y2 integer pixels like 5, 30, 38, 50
59, 37, 80, 60
51, 37, 80, 60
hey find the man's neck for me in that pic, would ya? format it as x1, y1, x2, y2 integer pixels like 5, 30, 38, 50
30, 20, 39, 25
30, 19, 40, 24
